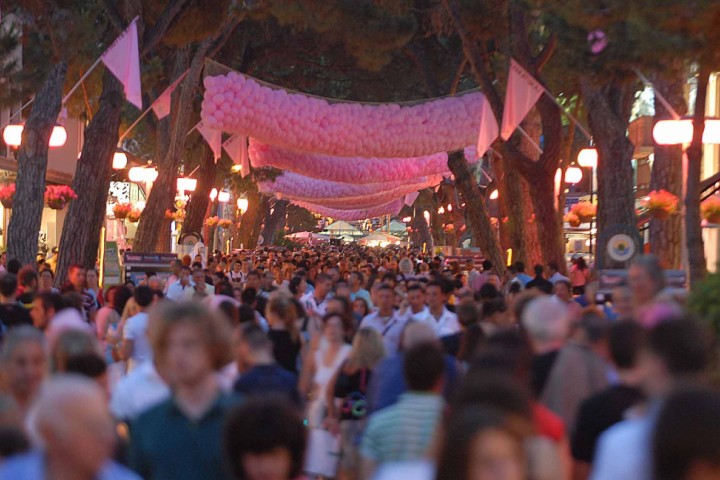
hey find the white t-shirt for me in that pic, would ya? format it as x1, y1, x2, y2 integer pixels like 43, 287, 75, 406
428, 307, 461, 337
123, 312, 152, 370
360, 311, 407, 356
109, 361, 169, 421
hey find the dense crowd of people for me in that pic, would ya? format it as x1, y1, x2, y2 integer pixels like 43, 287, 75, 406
0, 245, 715, 480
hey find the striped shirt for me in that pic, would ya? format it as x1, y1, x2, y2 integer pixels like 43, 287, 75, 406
361, 392, 444, 464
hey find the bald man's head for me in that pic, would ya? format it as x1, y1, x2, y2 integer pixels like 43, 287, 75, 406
32, 375, 116, 477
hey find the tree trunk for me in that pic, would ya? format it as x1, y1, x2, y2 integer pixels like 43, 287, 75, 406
261, 199, 288, 245
236, 187, 263, 249
56, 72, 124, 285
686, 66, 710, 284
448, 152, 504, 273
410, 190, 434, 250
133, 47, 201, 252
650, 72, 687, 269
526, 170, 565, 269
582, 78, 639, 269
7, 63, 66, 266
183, 145, 215, 238
517, 111, 544, 268
493, 154, 527, 265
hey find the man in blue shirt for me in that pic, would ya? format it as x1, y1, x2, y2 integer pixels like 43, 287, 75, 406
129, 302, 236, 480
513, 261, 533, 286
233, 323, 301, 405
0, 375, 140, 480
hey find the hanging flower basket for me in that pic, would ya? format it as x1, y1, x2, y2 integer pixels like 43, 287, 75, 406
702, 196, 720, 224
205, 216, 220, 227
570, 202, 597, 223
45, 185, 77, 210
0, 184, 15, 209
113, 202, 132, 220
218, 218, 233, 229
642, 190, 679, 221
565, 212, 581, 227
127, 208, 142, 223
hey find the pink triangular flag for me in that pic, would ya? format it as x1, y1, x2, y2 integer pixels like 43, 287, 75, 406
404, 191, 419, 207
198, 121, 222, 161
151, 69, 190, 119
223, 135, 250, 177
500, 59, 544, 140
476, 96, 499, 158
101, 17, 142, 109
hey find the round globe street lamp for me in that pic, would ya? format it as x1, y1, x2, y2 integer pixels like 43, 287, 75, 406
237, 197, 249, 215
3, 124, 67, 148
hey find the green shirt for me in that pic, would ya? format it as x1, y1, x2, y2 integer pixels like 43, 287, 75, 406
128, 393, 236, 480
361, 392, 444, 464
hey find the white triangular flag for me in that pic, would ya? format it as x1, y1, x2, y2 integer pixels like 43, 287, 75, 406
223, 135, 250, 177
501, 59, 544, 140
197, 121, 222, 161
101, 17, 142, 109
404, 191, 419, 207
151, 69, 190, 119
476, 96, 499, 158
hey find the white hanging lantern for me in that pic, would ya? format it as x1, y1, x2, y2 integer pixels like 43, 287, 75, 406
577, 148, 598, 168
176, 177, 197, 193
112, 151, 128, 170
3, 124, 67, 148
218, 190, 230, 203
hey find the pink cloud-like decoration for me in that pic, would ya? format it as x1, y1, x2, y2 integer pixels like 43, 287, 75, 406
202, 72, 496, 158
292, 199, 404, 221
258, 172, 442, 206
249, 140, 450, 183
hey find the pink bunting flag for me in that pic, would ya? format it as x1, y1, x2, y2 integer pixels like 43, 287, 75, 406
223, 135, 250, 176
151, 69, 190, 119
101, 17, 142, 109
404, 191, 419, 207
198, 121, 222, 162
476, 98, 499, 158
501, 59, 544, 140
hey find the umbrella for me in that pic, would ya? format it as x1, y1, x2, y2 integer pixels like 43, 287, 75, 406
324, 220, 363, 236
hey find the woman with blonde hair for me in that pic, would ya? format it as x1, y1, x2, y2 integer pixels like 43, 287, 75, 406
266, 291, 304, 374
326, 328, 386, 480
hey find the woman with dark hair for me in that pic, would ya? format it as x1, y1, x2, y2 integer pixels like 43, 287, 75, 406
352, 298, 369, 319
289, 276, 307, 300
435, 407, 529, 480
570, 257, 590, 296
224, 399, 307, 480
266, 291, 304, 374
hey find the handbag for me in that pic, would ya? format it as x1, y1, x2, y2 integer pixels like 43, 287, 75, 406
304, 427, 341, 477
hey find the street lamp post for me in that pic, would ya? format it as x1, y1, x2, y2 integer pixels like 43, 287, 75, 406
578, 148, 598, 255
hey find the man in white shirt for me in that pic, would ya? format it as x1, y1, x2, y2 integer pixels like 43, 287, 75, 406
301, 273, 333, 334
426, 280, 461, 338
120, 286, 154, 372
360, 284, 407, 355
110, 360, 170, 421
166, 266, 193, 301
400, 283, 433, 327
182, 268, 215, 302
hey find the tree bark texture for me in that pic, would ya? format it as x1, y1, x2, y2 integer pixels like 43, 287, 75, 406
183, 145, 215, 239
236, 188, 263, 249
582, 78, 639, 269
261, 199, 288, 245
493, 154, 527, 266
448, 152, 504, 272
686, 67, 710, 284
517, 112, 544, 268
56, 72, 124, 285
410, 190, 434, 251
7, 63, 66, 266
132, 47, 199, 252
650, 72, 687, 269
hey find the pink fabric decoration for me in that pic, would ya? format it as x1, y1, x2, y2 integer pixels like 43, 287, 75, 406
151, 69, 190, 119
223, 135, 250, 177
501, 59, 544, 140
102, 17, 142, 109
588, 30, 608, 54
202, 72, 497, 157
249, 140, 450, 184
292, 199, 405, 221
198, 121, 222, 161
405, 191, 419, 206
477, 98, 499, 157
258, 172, 441, 206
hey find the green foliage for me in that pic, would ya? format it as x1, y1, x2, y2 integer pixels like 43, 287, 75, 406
688, 272, 720, 338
